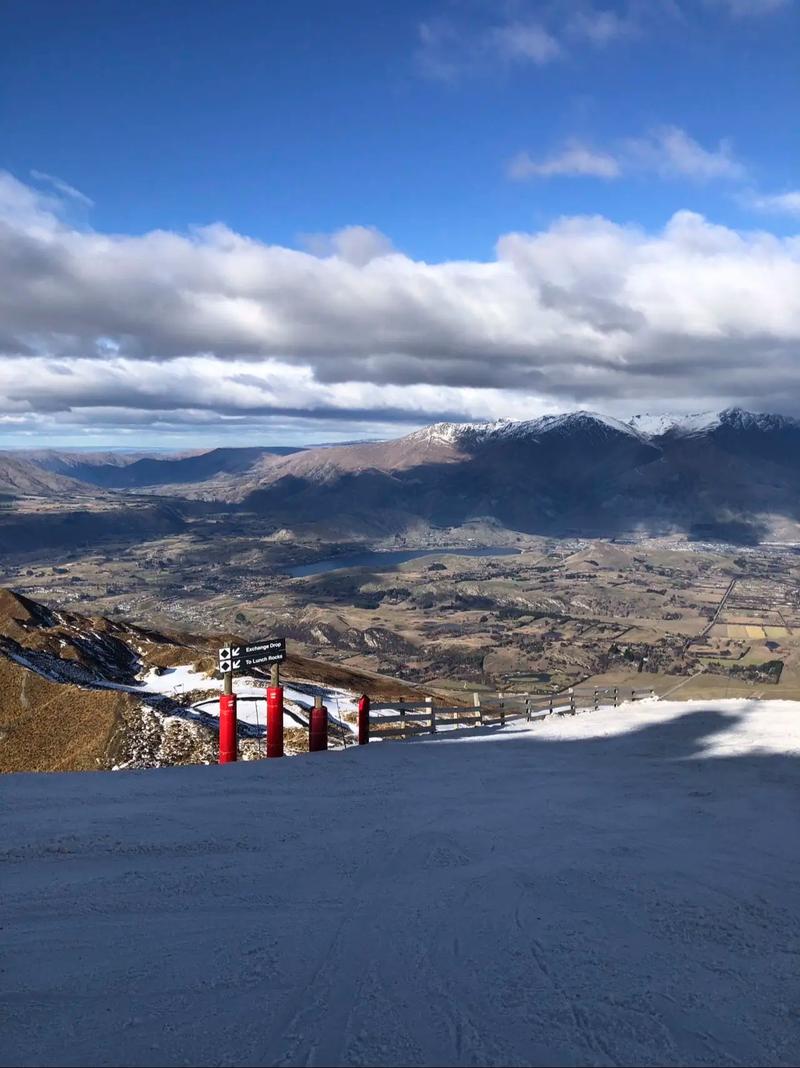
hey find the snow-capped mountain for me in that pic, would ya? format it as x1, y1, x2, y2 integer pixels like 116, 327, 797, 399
415, 407, 800, 449
407, 410, 652, 449
227, 405, 800, 542
9, 406, 800, 546
627, 407, 800, 440
626, 411, 721, 437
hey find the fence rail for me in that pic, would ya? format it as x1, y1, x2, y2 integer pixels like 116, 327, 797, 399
364, 685, 657, 741
206, 682, 660, 761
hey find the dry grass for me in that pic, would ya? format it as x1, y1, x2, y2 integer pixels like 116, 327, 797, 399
0, 657, 137, 773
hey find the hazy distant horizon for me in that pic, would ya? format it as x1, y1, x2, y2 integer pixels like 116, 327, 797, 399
0, 404, 791, 454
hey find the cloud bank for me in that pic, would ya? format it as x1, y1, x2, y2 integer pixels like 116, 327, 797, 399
1, 171, 800, 442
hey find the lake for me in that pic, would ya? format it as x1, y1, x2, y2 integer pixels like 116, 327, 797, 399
286, 546, 522, 578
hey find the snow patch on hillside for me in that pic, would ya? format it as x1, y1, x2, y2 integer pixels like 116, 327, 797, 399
136, 664, 210, 694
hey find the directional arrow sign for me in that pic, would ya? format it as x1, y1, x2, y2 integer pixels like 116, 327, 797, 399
218, 638, 285, 673
242, 639, 285, 657
239, 642, 285, 668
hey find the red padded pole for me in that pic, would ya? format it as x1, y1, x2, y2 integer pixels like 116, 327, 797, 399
309, 697, 328, 752
219, 693, 237, 764
266, 686, 284, 758
357, 694, 370, 745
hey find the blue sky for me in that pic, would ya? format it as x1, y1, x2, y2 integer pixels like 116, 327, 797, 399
1, 0, 799, 446
4, 0, 799, 256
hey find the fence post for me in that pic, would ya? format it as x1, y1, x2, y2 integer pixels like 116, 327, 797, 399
473, 692, 482, 726
499, 692, 505, 727
309, 695, 328, 752
549, 695, 553, 715
613, 687, 618, 707
570, 689, 576, 714
631, 689, 635, 702
266, 666, 284, 758
525, 692, 531, 722
593, 687, 599, 710
219, 692, 237, 764
357, 694, 370, 745
427, 696, 436, 734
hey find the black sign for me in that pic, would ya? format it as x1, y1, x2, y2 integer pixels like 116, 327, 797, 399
218, 638, 286, 673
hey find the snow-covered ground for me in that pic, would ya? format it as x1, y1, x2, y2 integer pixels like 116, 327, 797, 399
135, 664, 211, 695
3, 699, 800, 1067
133, 667, 358, 733
194, 677, 358, 733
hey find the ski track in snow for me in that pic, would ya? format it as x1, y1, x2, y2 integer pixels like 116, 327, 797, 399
2, 699, 800, 1067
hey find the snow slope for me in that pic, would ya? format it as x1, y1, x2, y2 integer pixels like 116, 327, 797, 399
128, 667, 358, 734
3, 699, 800, 1067
191, 676, 358, 733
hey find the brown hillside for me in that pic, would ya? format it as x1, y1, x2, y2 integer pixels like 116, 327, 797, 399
0, 656, 136, 772
0, 456, 90, 496
0, 587, 441, 774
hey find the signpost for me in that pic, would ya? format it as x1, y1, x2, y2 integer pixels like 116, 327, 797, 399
218, 638, 286, 674
218, 637, 287, 762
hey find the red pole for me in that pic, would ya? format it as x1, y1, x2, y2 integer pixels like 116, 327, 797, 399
219, 693, 237, 764
309, 697, 328, 752
357, 694, 370, 745
266, 686, 284, 758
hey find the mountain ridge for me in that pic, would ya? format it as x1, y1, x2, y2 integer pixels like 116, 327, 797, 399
3, 406, 800, 545
224, 406, 800, 543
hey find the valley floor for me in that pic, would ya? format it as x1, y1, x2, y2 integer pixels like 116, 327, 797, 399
3, 700, 800, 1067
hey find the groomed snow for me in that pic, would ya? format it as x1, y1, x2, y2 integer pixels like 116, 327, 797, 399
3, 699, 800, 1067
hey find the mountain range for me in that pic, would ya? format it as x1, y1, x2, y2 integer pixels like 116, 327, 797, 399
2, 407, 800, 544
219, 407, 800, 542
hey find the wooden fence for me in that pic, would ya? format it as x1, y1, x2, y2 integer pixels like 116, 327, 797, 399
366, 686, 656, 739
196, 685, 659, 750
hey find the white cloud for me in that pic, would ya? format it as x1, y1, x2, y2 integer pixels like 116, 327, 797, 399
508, 141, 621, 180
509, 127, 746, 184
299, 225, 394, 266
489, 21, 562, 65
742, 189, 800, 217
29, 170, 94, 208
415, 14, 562, 81
414, 19, 463, 82
1, 171, 800, 440
415, 3, 647, 81
710, 0, 791, 16
567, 9, 638, 45
0, 171, 62, 230
623, 126, 747, 181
